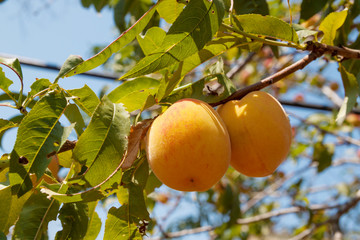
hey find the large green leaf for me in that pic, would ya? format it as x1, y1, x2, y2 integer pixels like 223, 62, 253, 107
231, 14, 299, 44
59, 2, 160, 79
73, 96, 130, 187
119, 0, 225, 80
0, 67, 16, 103
83, 201, 101, 240
336, 64, 360, 124
108, 77, 159, 112
104, 205, 142, 240
55, 202, 89, 240
319, 9, 348, 45
13, 192, 60, 240
156, 0, 186, 24
66, 85, 100, 116
233, 0, 269, 15
0, 186, 32, 235
300, 0, 328, 21
9, 91, 68, 196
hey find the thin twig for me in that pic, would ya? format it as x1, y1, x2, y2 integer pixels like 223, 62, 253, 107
226, 52, 256, 79
306, 42, 360, 60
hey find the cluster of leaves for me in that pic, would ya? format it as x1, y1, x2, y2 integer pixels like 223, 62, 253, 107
1, 0, 360, 239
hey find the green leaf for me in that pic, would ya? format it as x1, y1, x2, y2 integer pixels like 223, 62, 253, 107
0, 118, 17, 135
83, 201, 101, 240
60, 2, 160, 79
300, 0, 328, 21
127, 182, 149, 220
13, 192, 60, 240
55, 202, 89, 240
313, 142, 334, 172
156, 34, 250, 100
55, 55, 85, 82
66, 85, 100, 116
0, 57, 23, 81
108, 77, 159, 112
137, 27, 166, 55
29, 78, 52, 97
64, 103, 86, 136
0, 186, 32, 235
156, 0, 186, 24
120, 0, 225, 80
0, 67, 16, 103
104, 205, 142, 240
232, 14, 299, 44
144, 171, 162, 195
336, 64, 360, 124
233, 0, 269, 15
73, 96, 130, 187
319, 9, 348, 45
9, 91, 68, 197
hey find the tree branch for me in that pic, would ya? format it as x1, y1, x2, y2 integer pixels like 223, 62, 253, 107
210, 50, 323, 107
150, 191, 360, 239
306, 42, 360, 60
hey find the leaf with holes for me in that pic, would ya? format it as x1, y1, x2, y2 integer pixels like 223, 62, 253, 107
9, 91, 68, 197
72, 96, 130, 187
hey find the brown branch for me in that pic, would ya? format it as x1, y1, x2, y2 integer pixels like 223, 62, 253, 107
306, 42, 360, 60
210, 50, 324, 107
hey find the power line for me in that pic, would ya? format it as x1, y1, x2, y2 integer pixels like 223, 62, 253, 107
0, 53, 119, 81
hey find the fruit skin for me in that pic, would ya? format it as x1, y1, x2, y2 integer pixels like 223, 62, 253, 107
145, 98, 231, 192
217, 91, 292, 177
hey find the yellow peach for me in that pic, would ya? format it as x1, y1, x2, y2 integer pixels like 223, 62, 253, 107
145, 98, 231, 191
217, 91, 292, 177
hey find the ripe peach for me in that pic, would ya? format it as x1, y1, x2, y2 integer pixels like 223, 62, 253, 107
217, 91, 292, 177
145, 98, 231, 192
